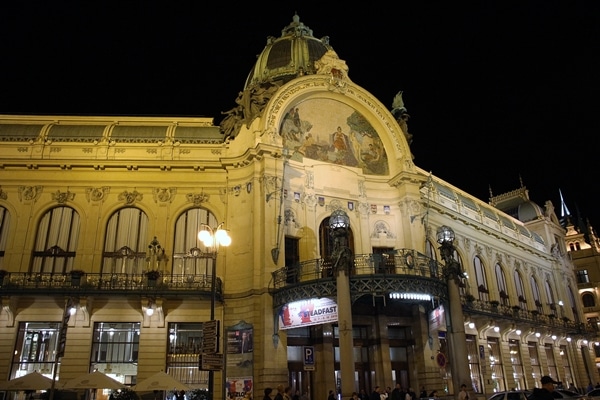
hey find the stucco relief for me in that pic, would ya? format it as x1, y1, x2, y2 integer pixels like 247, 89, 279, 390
279, 98, 388, 175
86, 187, 109, 202
371, 221, 395, 239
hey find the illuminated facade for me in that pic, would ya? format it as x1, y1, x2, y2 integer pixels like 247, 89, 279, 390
0, 14, 597, 400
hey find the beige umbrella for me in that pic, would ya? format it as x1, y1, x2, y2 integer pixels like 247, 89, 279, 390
0, 371, 54, 391
61, 371, 126, 390
133, 371, 190, 392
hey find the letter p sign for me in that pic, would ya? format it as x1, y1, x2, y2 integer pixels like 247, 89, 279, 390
303, 346, 315, 369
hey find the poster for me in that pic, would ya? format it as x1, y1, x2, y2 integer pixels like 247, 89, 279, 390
226, 377, 253, 400
278, 298, 338, 330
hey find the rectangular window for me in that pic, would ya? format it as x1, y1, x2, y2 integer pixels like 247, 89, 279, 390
544, 343, 558, 379
488, 337, 506, 392
509, 339, 525, 390
91, 322, 140, 382
10, 322, 60, 379
466, 334, 483, 393
528, 341, 542, 386
560, 345, 573, 387
576, 270, 590, 284
167, 322, 208, 386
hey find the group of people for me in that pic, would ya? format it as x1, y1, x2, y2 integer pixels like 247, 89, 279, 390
263, 385, 308, 400
367, 385, 439, 400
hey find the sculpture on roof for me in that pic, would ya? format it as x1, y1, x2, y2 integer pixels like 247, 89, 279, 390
391, 91, 412, 145
219, 79, 282, 139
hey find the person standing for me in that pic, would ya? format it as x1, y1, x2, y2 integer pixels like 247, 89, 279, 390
530, 376, 559, 400
391, 384, 402, 400
264, 388, 273, 400
371, 387, 381, 400
274, 385, 285, 400
458, 384, 469, 400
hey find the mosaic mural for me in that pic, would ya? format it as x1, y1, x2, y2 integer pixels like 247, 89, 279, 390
279, 98, 388, 175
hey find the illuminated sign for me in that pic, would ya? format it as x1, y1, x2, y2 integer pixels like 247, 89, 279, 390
278, 298, 338, 330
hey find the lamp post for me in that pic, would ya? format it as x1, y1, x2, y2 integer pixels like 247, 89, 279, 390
198, 222, 231, 400
436, 225, 473, 399
329, 209, 354, 400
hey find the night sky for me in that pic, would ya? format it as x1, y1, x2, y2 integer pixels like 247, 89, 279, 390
1, 2, 599, 230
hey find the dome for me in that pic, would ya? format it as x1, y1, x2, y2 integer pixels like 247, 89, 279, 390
244, 14, 335, 89
517, 200, 545, 222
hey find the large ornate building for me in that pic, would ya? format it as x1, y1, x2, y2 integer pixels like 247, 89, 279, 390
0, 14, 597, 400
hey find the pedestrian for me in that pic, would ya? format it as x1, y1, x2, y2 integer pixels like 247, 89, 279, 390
530, 376, 559, 400
419, 387, 427, 399
329, 390, 337, 400
264, 388, 273, 400
359, 389, 369, 400
380, 388, 389, 400
458, 385, 469, 400
293, 391, 300, 400
391, 384, 402, 400
429, 391, 439, 399
283, 387, 292, 400
371, 387, 381, 400
275, 385, 285, 400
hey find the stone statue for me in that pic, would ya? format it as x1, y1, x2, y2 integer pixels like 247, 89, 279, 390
391, 91, 412, 144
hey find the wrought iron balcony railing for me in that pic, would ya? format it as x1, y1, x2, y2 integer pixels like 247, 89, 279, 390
0, 271, 223, 300
271, 248, 444, 288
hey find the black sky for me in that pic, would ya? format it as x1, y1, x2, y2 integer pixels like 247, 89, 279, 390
1, 2, 599, 229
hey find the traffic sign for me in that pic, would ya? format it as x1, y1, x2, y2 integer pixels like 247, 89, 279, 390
303, 346, 315, 370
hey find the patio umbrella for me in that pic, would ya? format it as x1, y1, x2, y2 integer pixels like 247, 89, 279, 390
0, 371, 54, 391
133, 371, 190, 392
61, 371, 126, 390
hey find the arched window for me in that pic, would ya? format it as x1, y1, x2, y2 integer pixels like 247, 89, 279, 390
102, 207, 149, 275
31, 206, 80, 273
582, 293, 595, 308
172, 208, 218, 282
545, 279, 557, 317
530, 275, 543, 313
567, 286, 580, 323
495, 263, 509, 305
474, 256, 488, 302
0, 205, 11, 269
514, 270, 527, 309
318, 214, 354, 277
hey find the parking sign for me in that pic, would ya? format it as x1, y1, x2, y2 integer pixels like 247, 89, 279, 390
303, 346, 315, 370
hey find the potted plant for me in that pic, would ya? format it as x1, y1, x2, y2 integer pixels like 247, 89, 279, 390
69, 269, 86, 286
145, 269, 161, 286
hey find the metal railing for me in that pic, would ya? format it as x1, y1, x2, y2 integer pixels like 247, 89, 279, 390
271, 248, 444, 288
0, 271, 223, 299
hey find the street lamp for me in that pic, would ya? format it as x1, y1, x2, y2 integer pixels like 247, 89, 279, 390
198, 222, 231, 400
436, 225, 473, 399
328, 209, 354, 400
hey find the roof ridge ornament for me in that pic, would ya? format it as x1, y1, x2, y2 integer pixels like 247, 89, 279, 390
282, 13, 313, 37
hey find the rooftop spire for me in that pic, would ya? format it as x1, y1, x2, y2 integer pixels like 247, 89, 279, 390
559, 189, 571, 218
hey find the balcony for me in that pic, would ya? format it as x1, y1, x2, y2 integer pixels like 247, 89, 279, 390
0, 271, 223, 300
270, 248, 448, 307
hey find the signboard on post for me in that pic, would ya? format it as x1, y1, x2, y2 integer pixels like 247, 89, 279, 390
202, 320, 220, 354
200, 353, 224, 370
